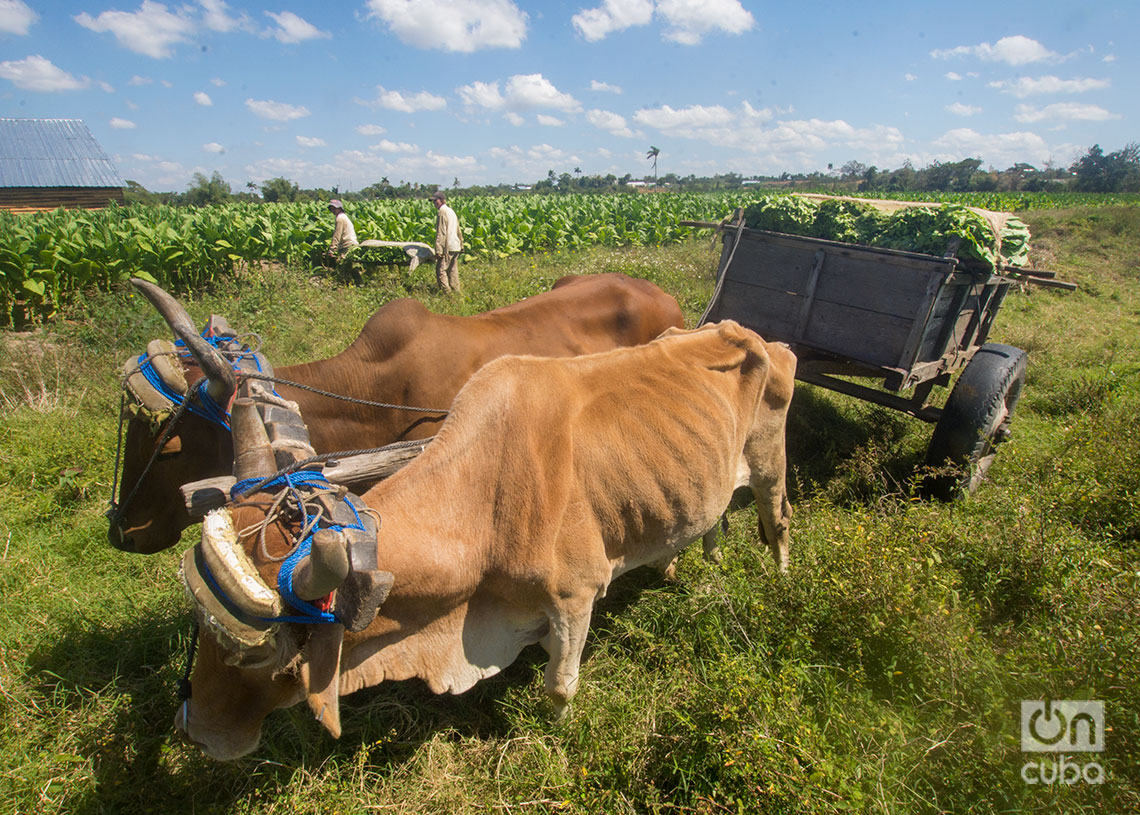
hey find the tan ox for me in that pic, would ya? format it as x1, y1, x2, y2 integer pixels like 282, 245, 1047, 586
110, 274, 683, 554
175, 320, 795, 760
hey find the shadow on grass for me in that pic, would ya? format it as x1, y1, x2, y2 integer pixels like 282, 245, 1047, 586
784, 382, 931, 505
23, 569, 672, 814
24, 601, 550, 813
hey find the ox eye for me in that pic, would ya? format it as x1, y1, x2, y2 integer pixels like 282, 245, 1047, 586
158, 436, 183, 459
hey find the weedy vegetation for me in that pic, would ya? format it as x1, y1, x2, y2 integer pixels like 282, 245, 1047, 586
0, 202, 1137, 814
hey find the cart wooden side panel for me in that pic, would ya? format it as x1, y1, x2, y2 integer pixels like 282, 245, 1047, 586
701, 227, 1011, 390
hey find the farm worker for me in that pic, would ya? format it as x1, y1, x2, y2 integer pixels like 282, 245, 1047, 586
432, 191, 463, 293
327, 199, 359, 259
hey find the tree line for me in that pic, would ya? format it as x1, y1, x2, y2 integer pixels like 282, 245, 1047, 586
123, 142, 1139, 207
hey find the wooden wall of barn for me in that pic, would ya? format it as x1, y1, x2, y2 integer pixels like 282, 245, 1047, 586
0, 186, 124, 213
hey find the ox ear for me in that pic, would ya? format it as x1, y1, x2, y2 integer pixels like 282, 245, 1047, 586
301, 624, 344, 738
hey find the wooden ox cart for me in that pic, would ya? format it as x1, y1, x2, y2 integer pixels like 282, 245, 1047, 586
688, 209, 1071, 499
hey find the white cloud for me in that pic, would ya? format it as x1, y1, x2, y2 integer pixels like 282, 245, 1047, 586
74, 1, 196, 59
487, 143, 581, 179
590, 79, 622, 94
110, 117, 136, 129
537, 114, 564, 126
931, 128, 1049, 166
945, 71, 962, 81
634, 103, 735, 130
587, 108, 633, 138
245, 97, 311, 121
284, 147, 479, 188
634, 100, 904, 162
364, 0, 527, 52
988, 75, 1110, 98
657, 0, 753, 45
1013, 102, 1118, 124
505, 74, 581, 111
210, 77, 226, 86
359, 85, 447, 112
459, 73, 581, 115
129, 75, 153, 86
572, 0, 753, 45
504, 112, 525, 126
1102, 54, 1116, 63
203, 141, 225, 153
904, 73, 917, 82
264, 10, 328, 43
572, 0, 653, 42
931, 35, 1057, 66
0, 0, 36, 35
0, 55, 89, 91
198, 0, 251, 33
946, 102, 982, 116
244, 156, 314, 184
373, 139, 418, 153
458, 80, 504, 109
356, 124, 387, 136
297, 136, 327, 147
194, 91, 213, 106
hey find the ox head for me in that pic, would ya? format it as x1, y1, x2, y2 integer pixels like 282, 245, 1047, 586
175, 399, 391, 760
109, 280, 241, 554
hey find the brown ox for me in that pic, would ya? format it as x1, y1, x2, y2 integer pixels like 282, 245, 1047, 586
110, 273, 683, 554
176, 320, 795, 760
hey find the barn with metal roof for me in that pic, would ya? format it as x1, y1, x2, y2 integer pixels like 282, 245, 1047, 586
0, 118, 125, 212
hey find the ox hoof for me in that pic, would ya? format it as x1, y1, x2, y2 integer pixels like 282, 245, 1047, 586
551, 699, 571, 722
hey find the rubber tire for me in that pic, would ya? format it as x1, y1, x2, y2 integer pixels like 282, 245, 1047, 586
923, 343, 1028, 501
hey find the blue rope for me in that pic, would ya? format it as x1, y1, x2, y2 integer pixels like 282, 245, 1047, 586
134, 330, 276, 431
228, 470, 366, 625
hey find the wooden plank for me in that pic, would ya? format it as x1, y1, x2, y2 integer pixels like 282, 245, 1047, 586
714, 276, 913, 368
181, 441, 429, 516
792, 250, 826, 339
724, 231, 954, 320
0, 186, 123, 211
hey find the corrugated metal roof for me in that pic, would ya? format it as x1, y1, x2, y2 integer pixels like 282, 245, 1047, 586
0, 118, 125, 189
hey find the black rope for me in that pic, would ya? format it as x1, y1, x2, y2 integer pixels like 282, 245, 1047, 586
240, 372, 449, 415
107, 393, 195, 527
176, 616, 199, 700
108, 390, 127, 516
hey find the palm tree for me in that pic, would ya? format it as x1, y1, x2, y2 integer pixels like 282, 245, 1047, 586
646, 146, 660, 190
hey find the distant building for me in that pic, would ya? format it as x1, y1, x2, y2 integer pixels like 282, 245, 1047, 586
0, 118, 125, 212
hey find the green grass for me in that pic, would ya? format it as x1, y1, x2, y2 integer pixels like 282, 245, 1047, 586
1, 211, 1137, 813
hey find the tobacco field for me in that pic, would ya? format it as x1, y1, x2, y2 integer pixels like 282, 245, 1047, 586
2, 190, 1136, 326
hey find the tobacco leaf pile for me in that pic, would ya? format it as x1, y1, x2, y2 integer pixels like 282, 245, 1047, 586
742, 195, 1031, 275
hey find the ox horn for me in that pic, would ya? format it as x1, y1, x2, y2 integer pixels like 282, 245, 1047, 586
131, 278, 236, 408
292, 528, 350, 602
230, 398, 277, 481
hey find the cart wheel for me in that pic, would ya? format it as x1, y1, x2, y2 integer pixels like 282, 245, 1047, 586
922, 343, 1028, 501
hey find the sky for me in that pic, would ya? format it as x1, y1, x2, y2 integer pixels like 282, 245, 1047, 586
0, 1, 1135, 193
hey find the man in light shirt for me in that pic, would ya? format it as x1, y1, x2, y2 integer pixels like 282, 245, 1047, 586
432, 191, 463, 293
327, 199, 359, 259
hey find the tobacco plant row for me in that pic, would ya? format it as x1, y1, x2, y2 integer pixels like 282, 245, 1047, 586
1, 190, 1134, 326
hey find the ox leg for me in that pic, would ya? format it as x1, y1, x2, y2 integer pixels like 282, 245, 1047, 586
541, 592, 598, 720
656, 554, 681, 582
701, 514, 728, 565
752, 478, 791, 573
656, 513, 728, 582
